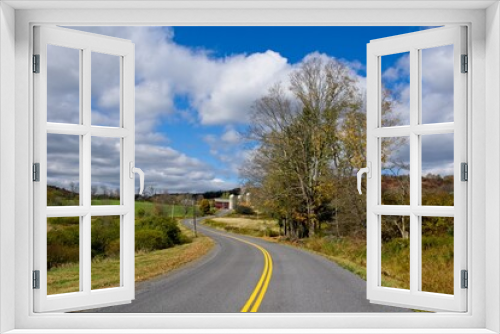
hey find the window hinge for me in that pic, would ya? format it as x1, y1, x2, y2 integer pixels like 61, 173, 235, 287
33, 54, 40, 73
461, 270, 468, 289
33, 270, 40, 289
33, 163, 40, 182
461, 54, 468, 73
461, 162, 468, 181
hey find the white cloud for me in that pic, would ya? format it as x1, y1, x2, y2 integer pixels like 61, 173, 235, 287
196, 51, 291, 124
48, 26, 375, 192
382, 53, 410, 82
421, 45, 454, 123
221, 127, 241, 144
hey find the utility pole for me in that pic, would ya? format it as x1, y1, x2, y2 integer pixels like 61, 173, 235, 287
192, 198, 197, 238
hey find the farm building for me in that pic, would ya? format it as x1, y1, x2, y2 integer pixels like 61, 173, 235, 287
214, 198, 230, 209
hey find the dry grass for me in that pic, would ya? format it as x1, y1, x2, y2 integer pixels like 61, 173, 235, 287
47, 224, 214, 295
204, 217, 280, 237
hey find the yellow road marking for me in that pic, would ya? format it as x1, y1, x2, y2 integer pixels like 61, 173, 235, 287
249, 248, 272, 312
202, 228, 273, 313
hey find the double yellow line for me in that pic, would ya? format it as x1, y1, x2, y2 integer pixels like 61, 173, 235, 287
214, 232, 273, 313
239, 239, 273, 312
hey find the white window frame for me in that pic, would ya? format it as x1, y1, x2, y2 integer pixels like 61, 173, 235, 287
33, 25, 136, 312
366, 26, 467, 312
0, 1, 499, 333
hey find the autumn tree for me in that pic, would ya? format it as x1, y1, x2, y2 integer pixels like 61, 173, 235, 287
243, 55, 362, 237
199, 199, 211, 215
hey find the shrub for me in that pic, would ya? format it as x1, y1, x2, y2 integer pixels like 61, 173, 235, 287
135, 229, 165, 251
47, 244, 80, 270
47, 225, 80, 269
234, 205, 254, 215
153, 203, 165, 216
91, 216, 120, 259
136, 216, 185, 248
137, 207, 146, 218
106, 239, 121, 257
265, 227, 279, 238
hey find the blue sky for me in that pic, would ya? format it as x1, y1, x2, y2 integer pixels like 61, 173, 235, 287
47, 26, 454, 194
155, 26, 424, 191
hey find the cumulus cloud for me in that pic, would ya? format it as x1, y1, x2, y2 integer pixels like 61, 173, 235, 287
221, 127, 241, 144
421, 45, 454, 124
52, 26, 448, 194
47, 45, 80, 124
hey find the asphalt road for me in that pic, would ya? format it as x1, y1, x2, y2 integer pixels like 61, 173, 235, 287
88, 216, 409, 313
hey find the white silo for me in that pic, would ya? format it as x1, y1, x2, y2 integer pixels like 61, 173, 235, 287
229, 194, 236, 210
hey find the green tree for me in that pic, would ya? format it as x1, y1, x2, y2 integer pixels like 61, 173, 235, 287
199, 199, 211, 215
243, 55, 362, 237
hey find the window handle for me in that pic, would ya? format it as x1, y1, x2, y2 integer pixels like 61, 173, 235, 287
129, 161, 145, 195
357, 162, 371, 195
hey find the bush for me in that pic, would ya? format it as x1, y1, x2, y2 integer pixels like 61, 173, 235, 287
135, 229, 165, 251
47, 225, 80, 269
137, 207, 146, 218
136, 216, 185, 249
234, 205, 254, 215
91, 216, 120, 259
47, 212, 192, 271
47, 244, 80, 270
153, 203, 165, 216
265, 227, 279, 238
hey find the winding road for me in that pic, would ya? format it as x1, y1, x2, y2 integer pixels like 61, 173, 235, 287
89, 215, 409, 313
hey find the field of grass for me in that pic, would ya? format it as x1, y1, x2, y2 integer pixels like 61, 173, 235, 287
203, 217, 280, 237
86, 200, 195, 218
134, 201, 195, 218
202, 216, 454, 296
47, 224, 214, 295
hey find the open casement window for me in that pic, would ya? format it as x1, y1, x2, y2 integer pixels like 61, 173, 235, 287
33, 26, 140, 312
364, 26, 467, 312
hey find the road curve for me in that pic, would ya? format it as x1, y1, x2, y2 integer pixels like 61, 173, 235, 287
89, 217, 409, 313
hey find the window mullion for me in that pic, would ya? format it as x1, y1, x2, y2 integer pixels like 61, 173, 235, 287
409, 47, 420, 294
82, 47, 92, 294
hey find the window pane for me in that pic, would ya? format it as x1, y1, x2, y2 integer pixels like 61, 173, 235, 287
381, 52, 410, 127
47, 134, 80, 206
381, 215, 410, 290
91, 52, 120, 127
421, 216, 454, 295
421, 133, 454, 206
47, 45, 80, 124
47, 217, 80, 295
91, 137, 121, 205
421, 45, 454, 124
91, 215, 121, 290
381, 137, 410, 205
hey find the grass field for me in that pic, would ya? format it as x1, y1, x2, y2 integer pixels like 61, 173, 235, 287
87, 200, 195, 218
47, 224, 214, 295
203, 217, 280, 237
201, 216, 454, 296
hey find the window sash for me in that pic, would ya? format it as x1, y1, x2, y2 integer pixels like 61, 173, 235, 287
366, 26, 467, 312
32, 25, 136, 313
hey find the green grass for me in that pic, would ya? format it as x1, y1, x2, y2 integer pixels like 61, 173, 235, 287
134, 201, 195, 218
47, 224, 214, 295
86, 199, 196, 218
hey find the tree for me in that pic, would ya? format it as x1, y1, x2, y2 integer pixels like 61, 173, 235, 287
199, 199, 211, 215
244, 55, 362, 237
242, 54, 404, 239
